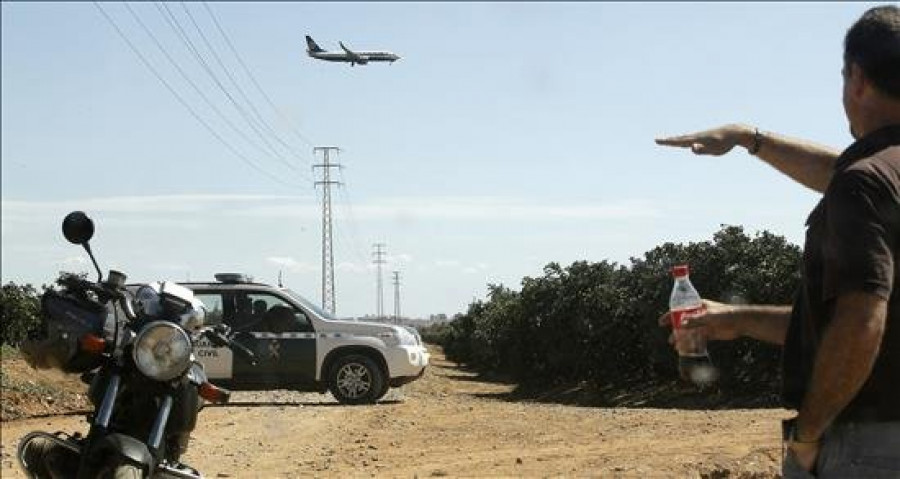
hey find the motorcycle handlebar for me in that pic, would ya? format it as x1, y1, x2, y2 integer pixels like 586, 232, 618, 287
64, 276, 119, 301
203, 329, 258, 366
229, 340, 259, 367
64, 276, 138, 321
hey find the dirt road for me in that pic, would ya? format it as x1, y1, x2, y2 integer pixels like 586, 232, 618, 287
1, 348, 789, 477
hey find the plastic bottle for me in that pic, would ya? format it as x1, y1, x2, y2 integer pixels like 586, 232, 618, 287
669, 264, 717, 386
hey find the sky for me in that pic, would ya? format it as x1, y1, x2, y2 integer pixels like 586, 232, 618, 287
1, 2, 881, 319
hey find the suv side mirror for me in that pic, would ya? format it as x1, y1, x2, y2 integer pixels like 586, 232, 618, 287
62, 211, 95, 245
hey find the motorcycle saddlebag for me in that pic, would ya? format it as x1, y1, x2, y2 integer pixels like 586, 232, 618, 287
22, 290, 107, 373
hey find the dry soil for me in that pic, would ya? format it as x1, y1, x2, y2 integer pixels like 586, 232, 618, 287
1, 347, 790, 478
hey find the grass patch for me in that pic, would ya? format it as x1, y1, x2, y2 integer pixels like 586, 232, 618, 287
1, 370, 60, 397
1, 345, 91, 421
1, 344, 21, 360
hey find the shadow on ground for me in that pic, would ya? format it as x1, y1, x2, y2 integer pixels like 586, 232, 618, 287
437, 357, 780, 411
206, 399, 403, 408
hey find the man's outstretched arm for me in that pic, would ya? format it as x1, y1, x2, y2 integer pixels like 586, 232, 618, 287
656, 123, 840, 193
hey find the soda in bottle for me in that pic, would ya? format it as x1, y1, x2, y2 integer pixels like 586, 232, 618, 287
669, 264, 718, 386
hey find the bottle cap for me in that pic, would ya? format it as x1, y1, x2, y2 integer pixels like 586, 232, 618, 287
671, 264, 690, 277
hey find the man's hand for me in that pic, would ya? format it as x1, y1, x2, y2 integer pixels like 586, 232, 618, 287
658, 299, 741, 346
787, 440, 820, 473
655, 124, 754, 156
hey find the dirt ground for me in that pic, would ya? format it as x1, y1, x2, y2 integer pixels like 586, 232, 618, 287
1, 347, 790, 478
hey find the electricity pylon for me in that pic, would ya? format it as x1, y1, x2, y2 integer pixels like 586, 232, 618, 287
313, 146, 341, 315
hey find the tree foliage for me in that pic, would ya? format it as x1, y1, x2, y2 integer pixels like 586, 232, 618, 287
1, 282, 42, 346
434, 225, 802, 405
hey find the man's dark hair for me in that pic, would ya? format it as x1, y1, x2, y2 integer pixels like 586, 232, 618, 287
845, 5, 900, 99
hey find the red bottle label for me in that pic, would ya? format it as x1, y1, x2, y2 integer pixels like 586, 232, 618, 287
671, 305, 705, 329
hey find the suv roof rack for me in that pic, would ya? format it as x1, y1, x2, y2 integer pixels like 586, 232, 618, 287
214, 273, 253, 284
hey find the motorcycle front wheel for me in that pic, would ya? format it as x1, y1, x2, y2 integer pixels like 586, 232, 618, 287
97, 462, 144, 479
111, 464, 143, 479
18, 434, 81, 479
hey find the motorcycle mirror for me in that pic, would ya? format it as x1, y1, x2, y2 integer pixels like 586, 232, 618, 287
62, 211, 103, 282
62, 211, 95, 245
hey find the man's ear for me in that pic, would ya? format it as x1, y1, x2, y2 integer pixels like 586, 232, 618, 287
848, 62, 870, 99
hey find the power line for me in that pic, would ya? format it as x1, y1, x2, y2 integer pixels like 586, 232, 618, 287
332, 201, 369, 273
201, 1, 317, 150
334, 205, 368, 266
179, 2, 310, 171
336, 167, 371, 265
328, 164, 370, 277
156, 2, 294, 170
122, 3, 309, 183
92, 2, 301, 189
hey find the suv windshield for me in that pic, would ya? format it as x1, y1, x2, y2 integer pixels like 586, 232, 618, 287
283, 289, 336, 320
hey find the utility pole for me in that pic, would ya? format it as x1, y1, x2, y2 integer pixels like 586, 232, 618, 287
313, 146, 341, 315
392, 271, 401, 324
372, 243, 387, 320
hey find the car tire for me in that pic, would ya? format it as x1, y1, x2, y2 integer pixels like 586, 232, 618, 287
328, 354, 385, 405
375, 379, 390, 402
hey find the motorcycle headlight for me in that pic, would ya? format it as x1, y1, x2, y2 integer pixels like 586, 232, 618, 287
132, 321, 192, 381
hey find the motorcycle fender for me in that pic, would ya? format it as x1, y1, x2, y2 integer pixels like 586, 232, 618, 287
168, 380, 200, 434
94, 433, 155, 470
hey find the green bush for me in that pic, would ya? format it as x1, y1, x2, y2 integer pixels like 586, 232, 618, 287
419, 320, 455, 345
437, 225, 801, 405
1, 282, 42, 346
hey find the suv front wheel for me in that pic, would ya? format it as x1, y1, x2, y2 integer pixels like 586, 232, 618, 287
328, 354, 386, 405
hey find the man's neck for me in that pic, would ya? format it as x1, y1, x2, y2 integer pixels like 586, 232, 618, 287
855, 99, 900, 138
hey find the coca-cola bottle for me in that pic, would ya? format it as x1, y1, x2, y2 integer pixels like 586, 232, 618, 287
669, 264, 717, 386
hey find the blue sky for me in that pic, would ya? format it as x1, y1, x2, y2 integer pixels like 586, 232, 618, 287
1, 2, 879, 318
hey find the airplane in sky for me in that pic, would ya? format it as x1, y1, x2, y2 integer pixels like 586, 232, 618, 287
305, 35, 400, 66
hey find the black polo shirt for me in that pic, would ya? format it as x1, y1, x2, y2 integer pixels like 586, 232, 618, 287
782, 125, 900, 423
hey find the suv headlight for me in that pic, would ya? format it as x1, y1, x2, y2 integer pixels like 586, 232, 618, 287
394, 327, 418, 346
132, 321, 192, 381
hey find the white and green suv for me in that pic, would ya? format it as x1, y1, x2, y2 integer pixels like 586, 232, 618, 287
184, 274, 430, 404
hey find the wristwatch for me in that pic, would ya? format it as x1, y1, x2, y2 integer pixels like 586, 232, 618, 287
782, 418, 819, 445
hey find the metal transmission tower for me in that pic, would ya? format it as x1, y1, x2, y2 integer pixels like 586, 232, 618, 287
372, 243, 387, 320
313, 147, 342, 315
392, 271, 401, 323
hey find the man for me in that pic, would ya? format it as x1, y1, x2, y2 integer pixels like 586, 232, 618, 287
656, 5, 900, 478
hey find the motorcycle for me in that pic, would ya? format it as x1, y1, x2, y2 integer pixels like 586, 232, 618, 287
17, 211, 257, 479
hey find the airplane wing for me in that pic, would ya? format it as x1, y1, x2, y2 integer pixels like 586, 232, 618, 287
338, 41, 369, 64
339, 42, 359, 58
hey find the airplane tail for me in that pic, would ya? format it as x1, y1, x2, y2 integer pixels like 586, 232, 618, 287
305, 35, 324, 53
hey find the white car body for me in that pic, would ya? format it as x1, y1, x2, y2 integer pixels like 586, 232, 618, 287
183, 275, 429, 404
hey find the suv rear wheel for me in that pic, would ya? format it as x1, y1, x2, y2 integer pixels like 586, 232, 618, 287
328, 354, 386, 405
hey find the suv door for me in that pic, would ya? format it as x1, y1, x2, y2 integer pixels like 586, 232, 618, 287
191, 290, 237, 382
232, 291, 317, 387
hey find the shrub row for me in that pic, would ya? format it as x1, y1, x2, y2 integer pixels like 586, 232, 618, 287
424, 225, 801, 405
